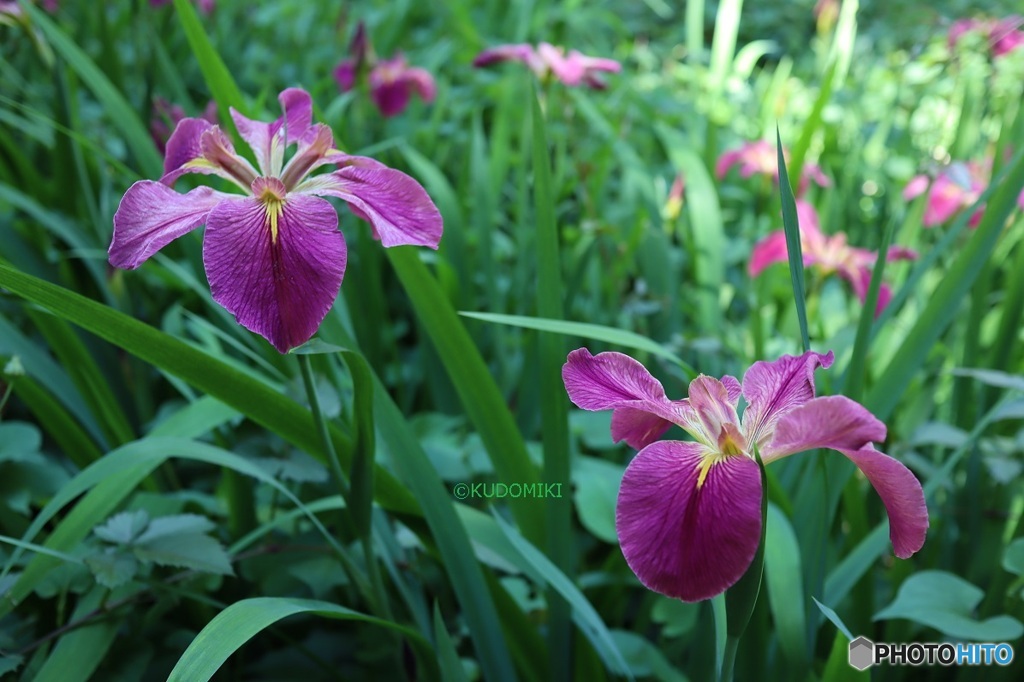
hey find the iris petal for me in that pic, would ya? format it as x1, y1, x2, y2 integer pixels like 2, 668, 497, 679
563, 349, 694, 449
616, 440, 762, 602
295, 165, 443, 248
764, 395, 928, 558
203, 194, 346, 353
740, 350, 834, 446
109, 181, 224, 269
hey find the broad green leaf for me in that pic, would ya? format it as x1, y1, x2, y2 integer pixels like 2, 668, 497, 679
0, 421, 40, 460
1003, 538, 1024, 576
166, 597, 438, 682
764, 503, 808, 667
387, 248, 542, 542
134, 533, 233, 575
135, 514, 217, 543
93, 509, 150, 545
572, 457, 621, 544
873, 571, 1024, 641
0, 263, 418, 516
611, 630, 689, 682
84, 551, 138, 588
950, 368, 1024, 393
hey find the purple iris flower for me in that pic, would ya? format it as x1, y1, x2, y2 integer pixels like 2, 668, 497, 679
563, 348, 928, 602
473, 42, 621, 89
109, 88, 442, 353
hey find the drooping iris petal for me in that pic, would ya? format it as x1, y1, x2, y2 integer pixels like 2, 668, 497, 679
741, 350, 834, 446
202, 190, 347, 353
763, 395, 928, 558
615, 441, 763, 602
563, 349, 693, 448
295, 165, 443, 248
762, 395, 886, 462
110, 181, 224, 269
748, 230, 788, 277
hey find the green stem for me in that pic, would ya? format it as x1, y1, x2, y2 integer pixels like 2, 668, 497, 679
720, 636, 739, 682
297, 354, 390, 619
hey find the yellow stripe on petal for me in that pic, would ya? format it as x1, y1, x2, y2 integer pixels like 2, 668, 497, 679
253, 177, 288, 244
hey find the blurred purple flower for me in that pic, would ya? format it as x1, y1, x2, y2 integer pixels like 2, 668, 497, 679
716, 140, 831, 196
903, 160, 1024, 228
0, 0, 57, 19
150, 0, 215, 12
749, 200, 916, 316
150, 97, 217, 155
563, 348, 928, 602
473, 42, 621, 89
948, 15, 1024, 57
109, 88, 443, 353
334, 22, 435, 118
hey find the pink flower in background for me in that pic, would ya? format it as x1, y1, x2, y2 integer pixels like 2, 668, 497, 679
903, 160, 1024, 227
109, 88, 442, 353
0, 0, 57, 19
948, 15, 1024, 57
150, 97, 217, 155
562, 348, 928, 602
473, 42, 621, 89
716, 140, 831, 196
334, 22, 436, 118
150, 0, 214, 12
749, 200, 916, 316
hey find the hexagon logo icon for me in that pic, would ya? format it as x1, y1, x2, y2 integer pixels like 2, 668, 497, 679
849, 636, 875, 671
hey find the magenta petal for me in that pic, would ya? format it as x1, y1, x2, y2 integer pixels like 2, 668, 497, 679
611, 406, 675, 450
687, 375, 740, 442
161, 117, 215, 184
748, 230, 788, 277
741, 350, 835, 446
202, 193, 346, 353
616, 441, 762, 601
371, 79, 413, 117
836, 446, 928, 558
335, 59, 357, 92
296, 166, 443, 248
277, 88, 313, 146
110, 181, 223, 269
763, 395, 886, 462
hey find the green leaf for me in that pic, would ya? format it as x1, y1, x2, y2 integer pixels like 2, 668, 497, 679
1002, 538, 1024, 576
867, 149, 1024, 421
24, 4, 161, 176
387, 248, 542, 542
135, 514, 216, 543
0, 263, 418, 516
433, 603, 470, 682
172, 0, 247, 126
84, 550, 138, 588
725, 452, 767, 639
0, 421, 41, 461
950, 368, 1024, 393
341, 350, 376, 539
460, 311, 695, 375
611, 630, 689, 682
572, 457, 621, 544
93, 509, 150, 545
764, 503, 808, 667
32, 586, 121, 682
873, 571, 1024, 641
134, 533, 233, 575
167, 597, 438, 681
776, 129, 810, 353
812, 596, 854, 640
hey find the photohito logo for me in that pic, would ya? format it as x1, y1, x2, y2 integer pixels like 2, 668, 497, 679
849, 636, 1014, 669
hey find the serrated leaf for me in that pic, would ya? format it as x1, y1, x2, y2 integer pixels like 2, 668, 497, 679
84, 551, 138, 588
93, 510, 150, 545
874, 570, 1024, 641
135, 514, 216, 544
134, 533, 233, 575
0, 653, 23, 676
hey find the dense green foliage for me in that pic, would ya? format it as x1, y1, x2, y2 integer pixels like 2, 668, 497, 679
1, 0, 1023, 680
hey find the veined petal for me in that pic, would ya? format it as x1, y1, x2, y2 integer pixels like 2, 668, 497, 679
230, 89, 311, 178
277, 88, 313, 146
615, 440, 762, 602
109, 181, 224, 269
762, 395, 886, 463
203, 192, 346, 353
162, 117, 213, 180
741, 350, 835, 447
295, 165, 442, 248
564, 348, 692, 449
161, 126, 259, 190
722, 375, 741, 404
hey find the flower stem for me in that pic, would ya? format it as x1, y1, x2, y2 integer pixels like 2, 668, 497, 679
720, 635, 740, 682
297, 353, 391, 619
